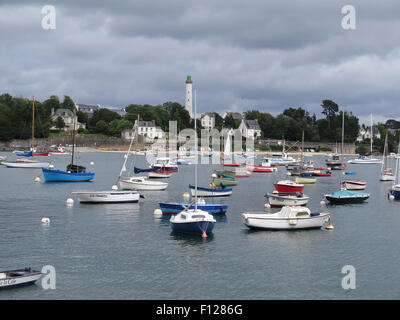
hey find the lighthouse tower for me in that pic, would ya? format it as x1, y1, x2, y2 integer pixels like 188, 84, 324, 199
185, 75, 193, 118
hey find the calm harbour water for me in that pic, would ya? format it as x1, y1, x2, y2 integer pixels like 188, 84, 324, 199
1, 151, 400, 300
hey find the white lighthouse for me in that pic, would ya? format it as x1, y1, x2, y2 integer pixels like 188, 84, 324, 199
185, 75, 193, 118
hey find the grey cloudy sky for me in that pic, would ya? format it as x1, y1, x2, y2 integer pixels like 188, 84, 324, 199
1, 0, 400, 124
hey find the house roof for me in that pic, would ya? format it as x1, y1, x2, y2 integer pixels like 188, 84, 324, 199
53, 108, 75, 117
136, 120, 156, 127
243, 119, 261, 130
76, 104, 99, 112
201, 112, 215, 119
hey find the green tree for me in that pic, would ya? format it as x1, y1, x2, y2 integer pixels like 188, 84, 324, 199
55, 116, 65, 131
95, 120, 110, 135
61, 95, 76, 111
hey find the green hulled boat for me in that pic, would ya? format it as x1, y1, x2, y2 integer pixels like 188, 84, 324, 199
213, 177, 238, 187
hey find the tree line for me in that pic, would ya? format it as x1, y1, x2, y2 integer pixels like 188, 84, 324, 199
1, 93, 398, 152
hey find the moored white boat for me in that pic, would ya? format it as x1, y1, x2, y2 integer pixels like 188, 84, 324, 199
119, 176, 168, 190
3, 159, 50, 168
0, 267, 42, 289
242, 206, 330, 230
72, 190, 140, 203
265, 192, 309, 207
341, 180, 367, 190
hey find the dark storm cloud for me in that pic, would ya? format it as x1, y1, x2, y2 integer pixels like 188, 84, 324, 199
1, 0, 400, 124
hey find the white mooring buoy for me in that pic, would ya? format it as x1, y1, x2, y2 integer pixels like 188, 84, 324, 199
112, 185, 118, 190
41, 217, 50, 225
66, 198, 74, 206
264, 203, 271, 209
389, 194, 395, 200
183, 192, 190, 199
320, 200, 326, 206
153, 208, 162, 218
34, 176, 41, 182
48, 164, 54, 169
286, 172, 291, 176
90, 162, 94, 165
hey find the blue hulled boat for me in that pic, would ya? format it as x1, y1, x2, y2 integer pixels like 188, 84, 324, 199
42, 165, 95, 182
389, 185, 400, 200
42, 116, 94, 182
160, 202, 228, 215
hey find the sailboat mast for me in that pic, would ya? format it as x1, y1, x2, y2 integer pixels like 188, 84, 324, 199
341, 110, 345, 156
71, 109, 77, 166
370, 113, 373, 155
194, 89, 198, 211
301, 131, 304, 166
31, 97, 35, 151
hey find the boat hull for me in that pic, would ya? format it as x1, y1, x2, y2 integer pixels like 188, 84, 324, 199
159, 203, 228, 214
118, 179, 168, 191
3, 161, 49, 168
42, 168, 95, 182
380, 174, 395, 181
275, 183, 304, 193
242, 213, 329, 230
189, 185, 232, 197
295, 177, 316, 184
342, 181, 366, 190
266, 193, 309, 207
0, 269, 42, 289
72, 191, 139, 203
170, 220, 215, 235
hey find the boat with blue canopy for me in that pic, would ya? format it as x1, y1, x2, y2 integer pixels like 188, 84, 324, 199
325, 189, 369, 204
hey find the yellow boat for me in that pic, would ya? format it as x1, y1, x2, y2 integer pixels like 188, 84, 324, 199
295, 177, 316, 184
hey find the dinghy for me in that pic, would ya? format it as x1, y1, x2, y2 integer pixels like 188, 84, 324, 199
0, 267, 42, 289
189, 184, 232, 197
341, 180, 367, 190
380, 133, 395, 181
242, 206, 330, 230
265, 192, 309, 207
119, 176, 168, 191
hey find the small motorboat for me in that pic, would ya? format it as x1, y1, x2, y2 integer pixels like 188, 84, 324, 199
170, 208, 216, 235
325, 189, 370, 204
119, 176, 168, 191
341, 180, 367, 190
72, 190, 140, 203
326, 153, 343, 170
265, 191, 309, 207
0, 267, 42, 289
189, 184, 232, 197
275, 180, 304, 193
242, 206, 330, 230
389, 185, 400, 199
159, 202, 228, 214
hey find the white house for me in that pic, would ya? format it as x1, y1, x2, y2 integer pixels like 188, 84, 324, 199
357, 126, 381, 142
121, 120, 164, 140
51, 108, 86, 131
201, 112, 215, 129
239, 119, 261, 138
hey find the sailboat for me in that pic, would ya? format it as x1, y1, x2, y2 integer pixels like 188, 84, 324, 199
295, 131, 316, 184
389, 145, 400, 199
170, 89, 216, 237
380, 133, 395, 181
325, 109, 369, 204
42, 109, 94, 182
118, 118, 168, 191
3, 97, 50, 169
348, 114, 382, 164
